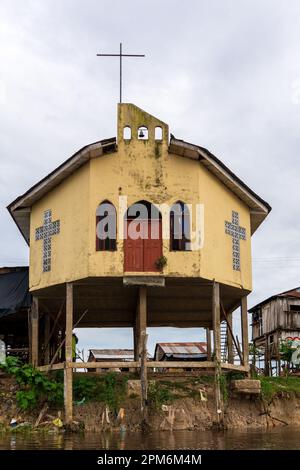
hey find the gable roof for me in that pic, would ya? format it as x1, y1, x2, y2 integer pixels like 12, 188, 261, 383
8, 132, 271, 244
249, 287, 300, 312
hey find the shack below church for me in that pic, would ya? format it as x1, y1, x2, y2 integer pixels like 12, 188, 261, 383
154, 342, 207, 362
87, 349, 135, 372
0, 267, 31, 361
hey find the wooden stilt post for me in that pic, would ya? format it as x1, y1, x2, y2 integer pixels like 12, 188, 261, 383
206, 328, 212, 361
212, 281, 222, 426
241, 296, 249, 372
64, 282, 73, 424
227, 312, 234, 364
44, 314, 50, 365
31, 297, 39, 367
264, 336, 270, 376
138, 286, 147, 426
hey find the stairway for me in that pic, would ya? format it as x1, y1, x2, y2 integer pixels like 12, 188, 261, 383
220, 320, 228, 362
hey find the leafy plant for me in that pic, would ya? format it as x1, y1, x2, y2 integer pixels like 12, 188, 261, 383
155, 255, 167, 270
0, 357, 63, 410
148, 381, 175, 409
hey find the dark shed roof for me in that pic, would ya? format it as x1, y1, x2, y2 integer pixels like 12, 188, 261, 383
0, 267, 31, 319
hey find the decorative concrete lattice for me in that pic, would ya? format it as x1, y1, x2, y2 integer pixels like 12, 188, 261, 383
35, 209, 60, 272
225, 210, 246, 271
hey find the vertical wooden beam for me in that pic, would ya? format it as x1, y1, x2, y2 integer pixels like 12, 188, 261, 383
212, 282, 221, 363
206, 328, 212, 361
212, 281, 222, 426
31, 297, 39, 367
227, 312, 234, 364
241, 296, 249, 370
64, 282, 73, 424
44, 314, 50, 365
138, 286, 147, 425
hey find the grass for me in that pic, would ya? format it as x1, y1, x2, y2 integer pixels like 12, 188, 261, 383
259, 376, 300, 402
72, 372, 129, 412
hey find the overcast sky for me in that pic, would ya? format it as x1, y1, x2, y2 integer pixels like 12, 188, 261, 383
1, 0, 300, 356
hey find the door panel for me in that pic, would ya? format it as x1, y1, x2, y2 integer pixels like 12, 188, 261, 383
124, 220, 144, 272
143, 220, 162, 272
124, 219, 162, 272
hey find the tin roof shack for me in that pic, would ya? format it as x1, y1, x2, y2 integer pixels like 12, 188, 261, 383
154, 342, 207, 372
0, 267, 31, 361
250, 287, 300, 376
88, 349, 135, 372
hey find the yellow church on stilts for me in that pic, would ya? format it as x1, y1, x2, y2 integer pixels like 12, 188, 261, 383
8, 103, 271, 424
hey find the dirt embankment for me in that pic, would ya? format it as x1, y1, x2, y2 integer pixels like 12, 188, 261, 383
1, 374, 300, 432
74, 386, 300, 432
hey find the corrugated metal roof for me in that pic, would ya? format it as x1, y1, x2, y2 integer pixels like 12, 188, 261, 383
249, 287, 300, 312
89, 349, 134, 360
156, 342, 207, 354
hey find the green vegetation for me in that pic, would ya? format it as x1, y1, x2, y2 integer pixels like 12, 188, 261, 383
0, 358, 129, 413
73, 372, 128, 412
148, 381, 176, 409
260, 376, 300, 403
0, 357, 63, 411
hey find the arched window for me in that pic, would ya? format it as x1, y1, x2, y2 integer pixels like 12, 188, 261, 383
138, 126, 148, 140
123, 126, 131, 140
155, 126, 163, 140
170, 201, 190, 251
96, 201, 117, 251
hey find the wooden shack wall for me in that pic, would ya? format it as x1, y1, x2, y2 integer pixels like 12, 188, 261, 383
254, 297, 300, 338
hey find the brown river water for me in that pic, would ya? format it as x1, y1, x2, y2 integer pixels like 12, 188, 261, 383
0, 427, 300, 450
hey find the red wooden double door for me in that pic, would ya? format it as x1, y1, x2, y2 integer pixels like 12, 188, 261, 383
124, 219, 162, 272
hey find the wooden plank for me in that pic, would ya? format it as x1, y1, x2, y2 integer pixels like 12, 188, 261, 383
64, 282, 73, 424
68, 361, 248, 372
31, 297, 39, 367
69, 361, 139, 369
220, 363, 249, 372
206, 328, 212, 361
241, 296, 249, 369
37, 363, 65, 372
147, 361, 215, 368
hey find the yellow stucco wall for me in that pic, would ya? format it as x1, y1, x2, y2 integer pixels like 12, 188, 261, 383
29, 104, 252, 291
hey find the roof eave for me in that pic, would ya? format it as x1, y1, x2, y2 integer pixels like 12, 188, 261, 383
7, 138, 117, 243
169, 137, 271, 234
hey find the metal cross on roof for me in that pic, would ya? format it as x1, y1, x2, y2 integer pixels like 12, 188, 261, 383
97, 42, 145, 103
225, 211, 246, 271
35, 209, 60, 272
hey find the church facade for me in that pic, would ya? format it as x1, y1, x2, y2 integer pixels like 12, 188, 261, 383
7, 104, 271, 422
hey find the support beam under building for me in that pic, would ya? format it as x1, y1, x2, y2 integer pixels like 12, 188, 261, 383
227, 312, 234, 364
241, 296, 249, 370
64, 282, 73, 424
206, 328, 212, 361
44, 314, 50, 365
212, 281, 223, 426
31, 297, 39, 367
138, 286, 147, 425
